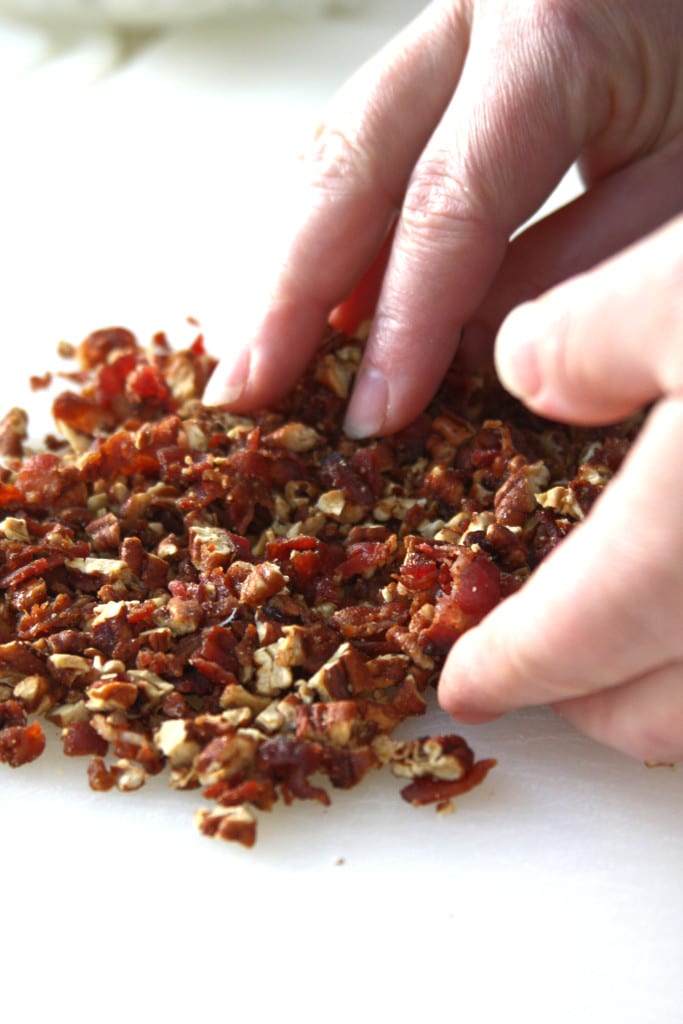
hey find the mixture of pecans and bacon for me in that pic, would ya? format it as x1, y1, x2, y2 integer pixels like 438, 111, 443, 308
0, 326, 641, 845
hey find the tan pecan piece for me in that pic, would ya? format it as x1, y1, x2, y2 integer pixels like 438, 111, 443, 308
194, 805, 257, 847
240, 562, 288, 607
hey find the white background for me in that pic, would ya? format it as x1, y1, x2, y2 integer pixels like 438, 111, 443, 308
0, 4, 682, 1022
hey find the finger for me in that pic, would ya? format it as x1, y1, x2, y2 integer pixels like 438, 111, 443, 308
343, 3, 612, 436
553, 661, 683, 764
494, 211, 683, 424
438, 397, 683, 720
463, 136, 683, 359
203, 0, 472, 409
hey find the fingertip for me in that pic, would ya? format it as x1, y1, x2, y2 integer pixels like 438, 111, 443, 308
437, 633, 500, 723
203, 346, 251, 408
445, 703, 501, 726
203, 298, 333, 413
494, 302, 543, 401
343, 364, 388, 439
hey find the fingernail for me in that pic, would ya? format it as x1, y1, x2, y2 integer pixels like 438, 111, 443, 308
343, 365, 388, 438
203, 346, 251, 407
495, 303, 542, 400
449, 708, 499, 725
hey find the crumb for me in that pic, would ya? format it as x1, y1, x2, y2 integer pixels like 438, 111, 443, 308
57, 340, 76, 359
29, 372, 52, 392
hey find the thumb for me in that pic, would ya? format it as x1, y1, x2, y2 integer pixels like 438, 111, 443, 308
494, 213, 683, 424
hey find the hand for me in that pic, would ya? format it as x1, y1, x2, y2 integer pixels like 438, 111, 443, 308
439, 214, 683, 764
203, 0, 683, 762
204, 0, 683, 440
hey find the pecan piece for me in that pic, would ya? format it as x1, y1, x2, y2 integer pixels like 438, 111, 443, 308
194, 806, 257, 847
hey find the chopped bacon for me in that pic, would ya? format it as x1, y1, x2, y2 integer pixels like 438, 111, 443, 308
0, 720, 46, 767
0, 324, 642, 845
401, 758, 497, 806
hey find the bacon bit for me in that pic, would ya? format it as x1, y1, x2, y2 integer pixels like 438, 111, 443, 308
453, 551, 501, 617
0, 720, 46, 766
0, 407, 28, 457
95, 352, 138, 408
0, 700, 27, 729
202, 777, 277, 811
78, 327, 138, 370
0, 553, 67, 590
126, 364, 174, 407
336, 535, 397, 580
29, 372, 53, 392
87, 756, 115, 791
62, 720, 109, 757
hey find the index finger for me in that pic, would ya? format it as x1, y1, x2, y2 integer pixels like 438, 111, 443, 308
203, 1, 472, 409
343, 2, 615, 437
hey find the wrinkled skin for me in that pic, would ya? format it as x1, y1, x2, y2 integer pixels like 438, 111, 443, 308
205, 0, 683, 763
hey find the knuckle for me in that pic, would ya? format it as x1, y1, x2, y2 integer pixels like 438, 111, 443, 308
590, 685, 683, 765
303, 123, 376, 197
526, 0, 608, 64
401, 156, 492, 253
521, 0, 613, 129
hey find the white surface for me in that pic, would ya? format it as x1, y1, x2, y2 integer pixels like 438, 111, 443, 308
1, 6, 682, 1023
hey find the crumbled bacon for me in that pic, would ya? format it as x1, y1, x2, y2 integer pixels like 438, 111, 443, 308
0, 325, 642, 845
0, 701, 46, 766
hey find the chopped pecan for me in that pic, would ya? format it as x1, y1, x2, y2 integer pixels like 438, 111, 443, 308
111, 759, 147, 792
239, 562, 288, 607
0, 324, 643, 845
0, 516, 30, 543
13, 675, 52, 714
85, 679, 139, 712
85, 512, 122, 553
194, 805, 257, 847
263, 422, 322, 452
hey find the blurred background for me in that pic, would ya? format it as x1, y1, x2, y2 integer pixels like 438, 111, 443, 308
0, 0, 364, 25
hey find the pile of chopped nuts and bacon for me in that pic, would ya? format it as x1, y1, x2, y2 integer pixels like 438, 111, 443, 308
0, 326, 641, 845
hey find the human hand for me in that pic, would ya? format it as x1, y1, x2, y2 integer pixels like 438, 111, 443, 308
203, 0, 683, 762
204, 0, 683, 439
439, 214, 683, 764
